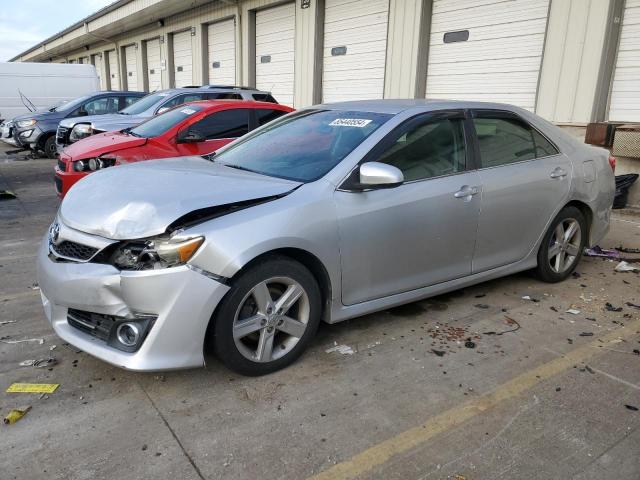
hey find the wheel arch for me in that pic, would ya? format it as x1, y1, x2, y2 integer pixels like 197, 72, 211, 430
36, 130, 56, 150
563, 199, 593, 239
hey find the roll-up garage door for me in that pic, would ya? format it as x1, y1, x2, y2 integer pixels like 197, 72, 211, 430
107, 50, 120, 90
208, 19, 236, 86
609, 0, 640, 122
124, 45, 138, 91
93, 54, 106, 90
255, 3, 295, 106
173, 30, 193, 87
322, 0, 389, 103
426, 0, 550, 111
145, 38, 162, 92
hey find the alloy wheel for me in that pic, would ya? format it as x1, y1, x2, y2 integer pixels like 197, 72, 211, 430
548, 218, 581, 273
232, 276, 310, 363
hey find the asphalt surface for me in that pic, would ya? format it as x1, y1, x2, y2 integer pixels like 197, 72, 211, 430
1, 143, 639, 480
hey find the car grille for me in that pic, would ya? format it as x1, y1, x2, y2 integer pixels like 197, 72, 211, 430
51, 241, 98, 261
67, 309, 116, 341
54, 176, 62, 194
57, 159, 66, 172
56, 126, 70, 145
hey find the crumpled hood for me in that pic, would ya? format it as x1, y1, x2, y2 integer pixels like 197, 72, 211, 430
60, 157, 301, 240
61, 131, 147, 160
59, 113, 149, 131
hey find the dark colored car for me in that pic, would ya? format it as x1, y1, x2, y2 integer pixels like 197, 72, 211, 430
12, 91, 145, 158
55, 100, 293, 197
56, 86, 278, 151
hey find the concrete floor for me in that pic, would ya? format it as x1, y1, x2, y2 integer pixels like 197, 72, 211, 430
1, 145, 639, 480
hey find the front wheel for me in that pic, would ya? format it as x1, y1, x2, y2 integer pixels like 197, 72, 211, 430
535, 206, 587, 283
43, 136, 58, 159
208, 256, 322, 376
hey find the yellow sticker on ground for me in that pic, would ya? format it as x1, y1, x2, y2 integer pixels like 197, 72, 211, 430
6, 383, 59, 394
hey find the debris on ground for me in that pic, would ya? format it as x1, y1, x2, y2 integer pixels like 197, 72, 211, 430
325, 343, 356, 355
618, 245, 640, 254
579, 332, 594, 337
585, 246, 621, 259
0, 337, 44, 345
483, 316, 521, 336
625, 405, 638, 412
0, 190, 17, 200
431, 349, 446, 357
566, 308, 581, 315
6, 383, 59, 394
614, 261, 639, 273
30, 282, 39, 290
3, 405, 31, 424
0, 320, 17, 326
464, 340, 476, 349
605, 302, 623, 312
19, 357, 57, 368
626, 302, 640, 310
474, 303, 490, 309
521, 295, 540, 302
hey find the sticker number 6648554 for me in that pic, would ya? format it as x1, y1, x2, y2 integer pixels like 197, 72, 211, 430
329, 118, 372, 128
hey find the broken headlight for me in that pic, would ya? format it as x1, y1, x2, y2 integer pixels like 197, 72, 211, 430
110, 236, 204, 270
73, 156, 116, 172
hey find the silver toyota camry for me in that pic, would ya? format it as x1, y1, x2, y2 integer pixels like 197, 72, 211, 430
37, 100, 615, 375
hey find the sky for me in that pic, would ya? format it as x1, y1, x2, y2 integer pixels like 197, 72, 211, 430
0, 0, 114, 61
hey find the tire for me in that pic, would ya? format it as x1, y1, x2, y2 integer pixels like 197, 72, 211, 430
43, 136, 58, 159
208, 256, 322, 376
535, 206, 587, 283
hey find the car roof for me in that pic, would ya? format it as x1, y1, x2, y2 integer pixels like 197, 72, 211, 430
315, 99, 525, 115
154, 86, 269, 94
180, 100, 293, 111
90, 90, 146, 96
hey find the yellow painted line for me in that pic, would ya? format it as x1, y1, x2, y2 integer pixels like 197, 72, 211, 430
7, 383, 59, 394
308, 319, 640, 480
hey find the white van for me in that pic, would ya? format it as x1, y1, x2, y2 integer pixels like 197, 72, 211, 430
0, 62, 100, 122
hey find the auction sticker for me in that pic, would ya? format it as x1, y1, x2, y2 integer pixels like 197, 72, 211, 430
180, 108, 197, 115
329, 118, 372, 128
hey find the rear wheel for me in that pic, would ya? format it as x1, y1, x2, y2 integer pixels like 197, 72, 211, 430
208, 256, 321, 376
535, 206, 587, 282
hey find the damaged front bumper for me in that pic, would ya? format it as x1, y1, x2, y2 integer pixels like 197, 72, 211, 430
36, 237, 230, 371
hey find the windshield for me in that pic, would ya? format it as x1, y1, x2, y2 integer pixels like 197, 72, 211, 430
120, 92, 171, 115
53, 95, 92, 112
129, 105, 204, 138
214, 109, 391, 182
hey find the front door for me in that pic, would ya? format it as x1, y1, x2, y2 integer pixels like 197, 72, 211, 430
470, 110, 571, 272
176, 108, 251, 157
335, 112, 481, 305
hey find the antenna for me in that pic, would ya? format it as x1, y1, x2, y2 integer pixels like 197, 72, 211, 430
19, 90, 37, 113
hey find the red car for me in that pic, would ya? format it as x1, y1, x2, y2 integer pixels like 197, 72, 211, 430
55, 100, 294, 197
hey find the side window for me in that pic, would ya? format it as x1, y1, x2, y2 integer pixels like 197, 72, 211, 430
124, 96, 141, 107
80, 97, 118, 115
531, 128, 559, 157
208, 92, 242, 100
473, 115, 558, 168
159, 94, 205, 111
256, 109, 287, 127
252, 93, 277, 103
190, 109, 250, 140
376, 117, 466, 182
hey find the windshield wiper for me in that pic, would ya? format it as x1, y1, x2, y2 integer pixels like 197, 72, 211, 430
221, 163, 260, 175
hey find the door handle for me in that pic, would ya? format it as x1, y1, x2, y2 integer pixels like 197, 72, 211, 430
550, 167, 567, 179
454, 186, 479, 199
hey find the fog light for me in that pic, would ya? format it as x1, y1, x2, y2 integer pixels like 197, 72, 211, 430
19, 129, 33, 138
116, 322, 140, 347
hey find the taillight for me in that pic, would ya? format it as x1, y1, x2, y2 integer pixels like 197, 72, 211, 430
608, 155, 616, 172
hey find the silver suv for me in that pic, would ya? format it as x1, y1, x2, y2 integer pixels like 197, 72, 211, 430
56, 86, 277, 151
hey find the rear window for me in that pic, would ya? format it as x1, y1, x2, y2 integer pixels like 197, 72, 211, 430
252, 93, 278, 104
256, 108, 288, 126
130, 105, 204, 138
120, 92, 170, 115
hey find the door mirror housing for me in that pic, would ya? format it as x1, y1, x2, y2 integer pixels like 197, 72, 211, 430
177, 128, 205, 144
157, 107, 170, 115
357, 162, 404, 189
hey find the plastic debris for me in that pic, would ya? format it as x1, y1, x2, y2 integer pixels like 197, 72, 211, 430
521, 295, 540, 302
579, 332, 594, 337
0, 320, 17, 326
19, 357, 57, 368
0, 337, 44, 345
614, 261, 639, 272
625, 405, 639, 412
3, 406, 31, 424
626, 302, 640, 310
585, 246, 621, 259
566, 308, 581, 315
6, 383, 59, 394
605, 302, 623, 312
0, 190, 17, 200
325, 343, 355, 355
431, 349, 446, 357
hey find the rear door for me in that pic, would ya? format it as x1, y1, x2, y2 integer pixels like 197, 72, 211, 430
470, 109, 570, 272
335, 111, 481, 305
176, 108, 250, 156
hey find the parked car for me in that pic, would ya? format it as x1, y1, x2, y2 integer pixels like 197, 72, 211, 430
55, 100, 293, 197
37, 100, 615, 375
9, 91, 145, 158
56, 86, 278, 151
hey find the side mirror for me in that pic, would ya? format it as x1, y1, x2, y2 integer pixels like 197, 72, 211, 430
157, 107, 170, 115
358, 162, 404, 189
77, 109, 88, 117
177, 129, 205, 143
